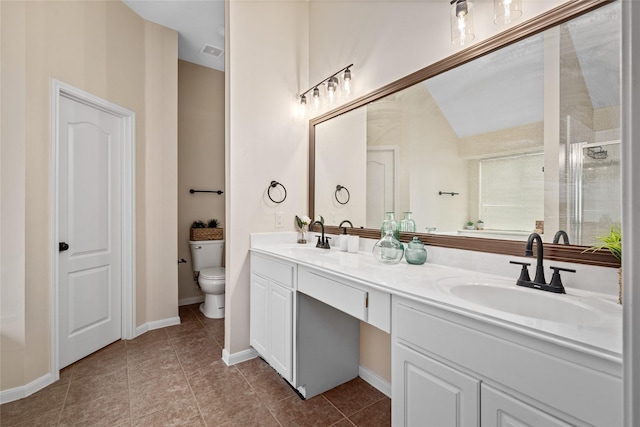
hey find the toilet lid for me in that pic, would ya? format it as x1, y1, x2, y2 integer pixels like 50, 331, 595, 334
200, 267, 225, 280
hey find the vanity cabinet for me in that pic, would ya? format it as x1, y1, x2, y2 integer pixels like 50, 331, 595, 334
394, 342, 479, 426
392, 296, 622, 427
250, 253, 296, 382
250, 251, 391, 399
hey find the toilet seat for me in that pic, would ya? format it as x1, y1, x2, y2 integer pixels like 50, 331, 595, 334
199, 267, 225, 280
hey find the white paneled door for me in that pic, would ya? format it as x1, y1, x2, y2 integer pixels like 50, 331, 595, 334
366, 147, 397, 228
57, 94, 123, 369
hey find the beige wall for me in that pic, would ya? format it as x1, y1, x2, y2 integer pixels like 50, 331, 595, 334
142, 21, 179, 323
315, 107, 367, 227
1, 0, 28, 394
226, 0, 309, 355
178, 60, 225, 302
0, 0, 178, 391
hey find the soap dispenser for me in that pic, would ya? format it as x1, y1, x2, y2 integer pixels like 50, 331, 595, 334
338, 226, 348, 251
338, 220, 353, 252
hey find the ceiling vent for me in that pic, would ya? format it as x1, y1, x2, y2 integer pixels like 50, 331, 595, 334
201, 44, 224, 58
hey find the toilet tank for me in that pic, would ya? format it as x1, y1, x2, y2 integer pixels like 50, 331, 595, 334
189, 240, 224, 272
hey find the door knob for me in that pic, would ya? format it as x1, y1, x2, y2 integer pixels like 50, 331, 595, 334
59, 242, 69, 252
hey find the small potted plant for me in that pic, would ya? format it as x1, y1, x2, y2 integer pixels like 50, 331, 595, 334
586, 225, 622, 304
476, 220, 484, 230
465, 221, 475, 230
190, 218, 223, 241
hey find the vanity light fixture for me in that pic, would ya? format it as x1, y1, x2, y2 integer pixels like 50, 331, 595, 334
299, 94, 307, 114
343, 68, 352, 95
313, 86, 321, 110
494, 0, 522, 25
298, 64, 354, 112
450, 0, 475, 47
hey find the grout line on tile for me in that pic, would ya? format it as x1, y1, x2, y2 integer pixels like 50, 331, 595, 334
321, 394, 351, 424
172, 315, 210, 427
345, 395, 390, 426
351, 395, 388, 415
55, 363, 75, 426
234, 359, 288, 427
330, 417, 357, 427
263, 395, 292, 427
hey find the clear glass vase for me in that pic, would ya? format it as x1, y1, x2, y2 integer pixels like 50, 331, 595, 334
400, 211, 417, 232
381, 212, 400, 240
298, 226, 308, 244
373, 229, 404, 264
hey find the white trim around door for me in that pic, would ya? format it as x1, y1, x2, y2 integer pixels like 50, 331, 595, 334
49, 80, 136, 380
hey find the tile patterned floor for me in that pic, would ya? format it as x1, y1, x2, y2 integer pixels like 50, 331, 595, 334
0, 304, 391, 427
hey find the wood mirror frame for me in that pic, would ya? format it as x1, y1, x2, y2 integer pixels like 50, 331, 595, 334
308, 0, 619, 268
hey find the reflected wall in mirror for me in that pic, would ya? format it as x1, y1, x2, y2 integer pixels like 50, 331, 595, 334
312, 1, 620, 248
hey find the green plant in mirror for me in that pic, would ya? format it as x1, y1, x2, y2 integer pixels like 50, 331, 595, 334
207, 218, 220, 228
586, 225, 621, 261
585, 225, 622, 304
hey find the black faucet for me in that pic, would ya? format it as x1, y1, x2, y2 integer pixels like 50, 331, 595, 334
553, 230, 570, 244
339, 220, 353, 234
525, 232, 546, 285
312, 220, 331, 249
510, 232, 574, 293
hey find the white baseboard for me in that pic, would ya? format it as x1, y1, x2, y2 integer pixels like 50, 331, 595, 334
222, 347, 258, 366
179, 296, 204, 306
135, 316, 181, 337
0, 372, 56, 404
359, 365, 392, 398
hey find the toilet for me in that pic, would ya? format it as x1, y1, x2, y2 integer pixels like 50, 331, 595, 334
189, 240, 225, 319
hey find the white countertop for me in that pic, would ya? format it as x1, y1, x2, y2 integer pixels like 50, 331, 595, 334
250, 236, 622, 363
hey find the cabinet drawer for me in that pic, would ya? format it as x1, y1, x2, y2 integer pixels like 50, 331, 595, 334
298, 267, 367, 321
251, 253, 296, 288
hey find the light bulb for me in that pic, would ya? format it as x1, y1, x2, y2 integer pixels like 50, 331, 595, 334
299, 95, 307, 116
451, 0, 474, 46
455, 0, 468, 17
457, 15, 467, 45
343, 69, 352, 96
327, 77, 338, 103
313, 87, 320, 111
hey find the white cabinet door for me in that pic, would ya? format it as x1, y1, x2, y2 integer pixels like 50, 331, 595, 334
249, 273, 269, 357
481, 384, 573, 427
393, 343, 480, 427
250, 253, 295, 382
268, 283, 293, 382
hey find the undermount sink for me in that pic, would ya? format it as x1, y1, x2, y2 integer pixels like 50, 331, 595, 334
438, 278, 602, 324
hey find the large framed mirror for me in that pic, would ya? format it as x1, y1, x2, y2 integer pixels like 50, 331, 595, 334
309, 0, 620, 267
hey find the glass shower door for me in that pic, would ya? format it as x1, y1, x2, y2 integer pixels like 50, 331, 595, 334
567, 140, 621, 246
